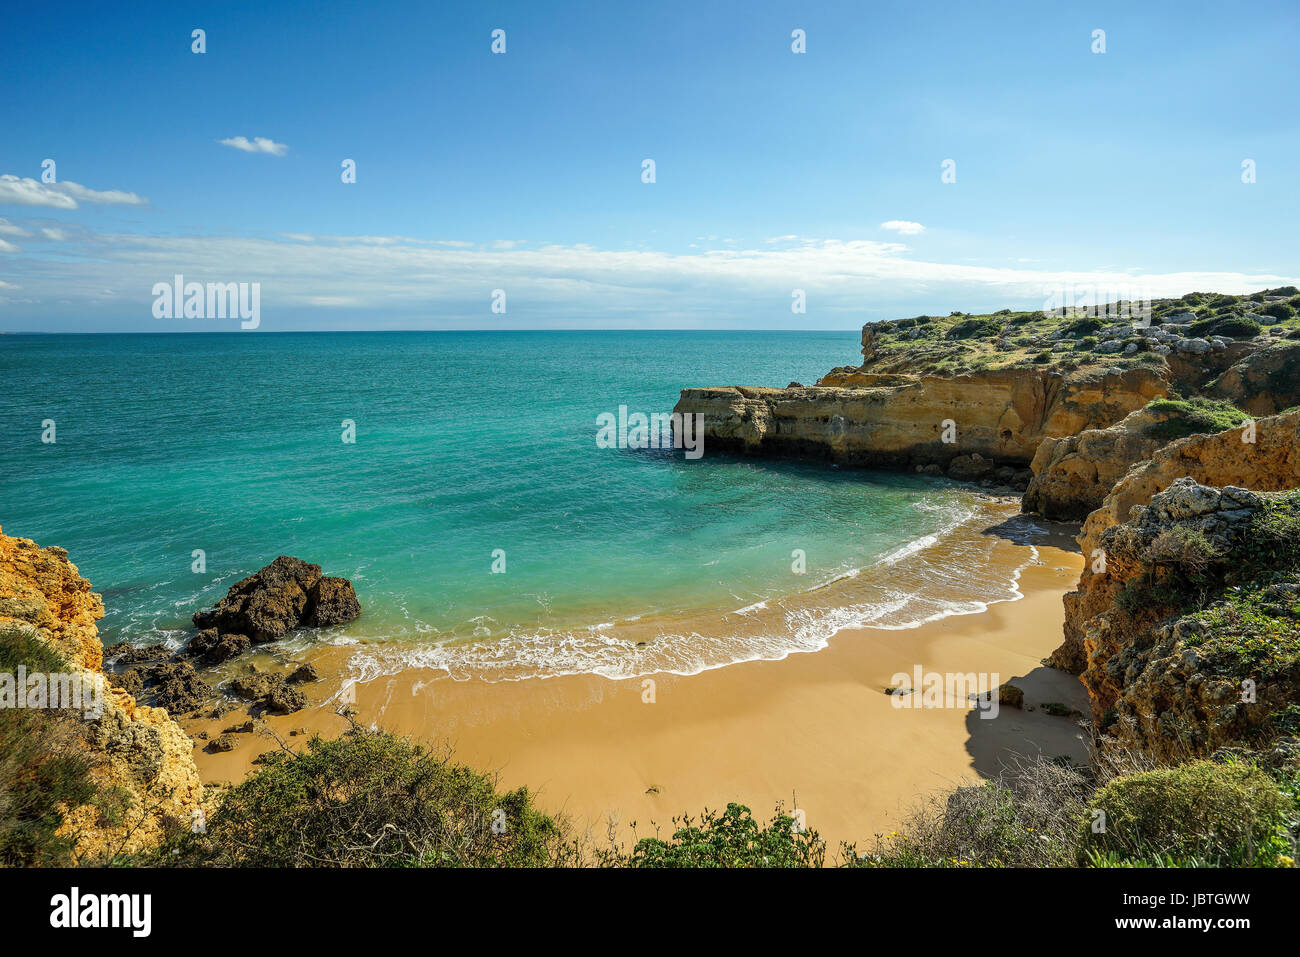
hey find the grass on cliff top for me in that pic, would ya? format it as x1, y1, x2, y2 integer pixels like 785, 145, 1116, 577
1143, 396, 1251, 441
861, 287, 1300, 377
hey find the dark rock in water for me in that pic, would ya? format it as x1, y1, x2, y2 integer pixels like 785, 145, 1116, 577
304, 576, 361, 627
188, 557, 360, 673
263, 684, 307, 715
194, 555, 323, 642
145, 661, 213, 715
187, 628, 251, 665
947, 452, 995, 480
229, 669, 277, 702
286, 663, 319, 684
103, 642, 172, 665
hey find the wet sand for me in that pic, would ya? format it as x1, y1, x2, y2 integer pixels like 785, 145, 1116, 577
183, 540, 1088, 856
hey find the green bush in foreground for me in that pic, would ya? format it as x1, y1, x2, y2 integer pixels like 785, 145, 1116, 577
164, 727, 578, 867
1078, 761, 1295, 867
623, 802, 824, 868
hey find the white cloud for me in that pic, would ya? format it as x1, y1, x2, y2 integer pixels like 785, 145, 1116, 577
5, 229, 1294, 328
0, 218, 31, 237
880, 220, 926, 236
219, 136, 289, 156
0, 174, 147, 208
41, 227, 67, 241
0, 238, 19, 253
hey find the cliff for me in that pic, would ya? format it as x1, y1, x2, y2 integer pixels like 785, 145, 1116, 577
674, 289, 1299, 493
1022, 397, 1252, 520
0, 528, 203, 860
675, 366, 1163, 483
1050, 409, 1300, 674
1055, 479, 1300, 764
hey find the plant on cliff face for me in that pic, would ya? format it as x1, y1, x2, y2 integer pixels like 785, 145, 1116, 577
0, 625, 107, 866
161, 726, 578, 867
1078, 760, 1295, 867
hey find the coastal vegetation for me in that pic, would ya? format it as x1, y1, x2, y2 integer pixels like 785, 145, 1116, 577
855, 288, 1300, 378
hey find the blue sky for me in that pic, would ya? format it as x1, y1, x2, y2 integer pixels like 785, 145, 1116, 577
1, 0, 1297, 331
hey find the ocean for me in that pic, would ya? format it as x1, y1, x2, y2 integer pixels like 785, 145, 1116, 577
0, 330, 1032, 681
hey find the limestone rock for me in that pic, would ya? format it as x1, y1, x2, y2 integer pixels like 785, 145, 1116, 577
0, 527, 203, 860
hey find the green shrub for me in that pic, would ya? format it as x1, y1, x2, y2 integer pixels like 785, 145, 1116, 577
1145, 396, 1250, 441
1066, 318, 1103, 337
1257, 301, 1295, 322
163, 727, 576, 867
1210, 316, 1264, 338
945, 318, 1002, 340
624, 802, 824, 868
0, 625, 104, 866
1079, 761, 1294, 867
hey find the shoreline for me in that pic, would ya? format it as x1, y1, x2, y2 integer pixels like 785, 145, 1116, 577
182, 530, 1088, 854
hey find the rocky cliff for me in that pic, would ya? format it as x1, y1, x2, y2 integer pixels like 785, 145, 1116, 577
674, 289, 1299, 492
0, 528, 203, 860
675, 366, 1165, 484
1055, 479, 1300, 764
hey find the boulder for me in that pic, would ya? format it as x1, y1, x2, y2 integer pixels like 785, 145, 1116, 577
304, 576, 361, 627
998, 683, 1025, 709
145, 661, 213, 716
193, 556, 323, 642
187, 628, 251, 665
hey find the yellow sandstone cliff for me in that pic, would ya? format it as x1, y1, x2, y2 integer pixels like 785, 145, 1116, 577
0, 527, 203, 860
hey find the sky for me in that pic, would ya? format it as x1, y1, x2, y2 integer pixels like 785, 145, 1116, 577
1, 0, 1297, 332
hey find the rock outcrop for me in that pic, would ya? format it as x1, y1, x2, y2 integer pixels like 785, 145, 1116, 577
0, 528, 203, 859
1051, 410, 1300, 675
191, 555, 360, 659
674, 366, 1165, 482
1023, 404, 1186, 520
1055, 480, 1300, 764
1209, 340, 1300, 416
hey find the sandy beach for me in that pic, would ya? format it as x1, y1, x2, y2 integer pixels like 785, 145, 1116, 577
183, 531, 1088, 856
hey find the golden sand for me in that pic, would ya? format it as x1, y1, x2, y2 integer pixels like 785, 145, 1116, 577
183, 539, 1087, 855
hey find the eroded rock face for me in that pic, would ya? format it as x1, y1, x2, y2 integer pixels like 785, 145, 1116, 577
1022, 405, 1179, 520
1210, 340, 1300, 416
0, 527, 203, 860
1050, 410, 1300, 675
1053, 480, 1300, 763
673, 366, 1165, 477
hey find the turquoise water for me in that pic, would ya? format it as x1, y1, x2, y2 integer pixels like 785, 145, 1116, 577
0, 331, 1021, 679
